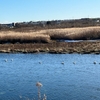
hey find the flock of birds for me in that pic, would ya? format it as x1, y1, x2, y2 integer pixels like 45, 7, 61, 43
4, 59, 98, 65
4, 59, 13, 62
61, 61, 98, 65
4, 59, 97, 65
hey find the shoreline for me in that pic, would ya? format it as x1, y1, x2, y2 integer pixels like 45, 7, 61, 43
0, 41, 100, 54
0, 26, 100, 54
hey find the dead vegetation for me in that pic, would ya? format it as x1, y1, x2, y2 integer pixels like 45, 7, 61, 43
0, 26, 100, 54
0, 31, 51, 43
0, 41, 100, 54
0, 26, 100, 43
43, 26, 100, 40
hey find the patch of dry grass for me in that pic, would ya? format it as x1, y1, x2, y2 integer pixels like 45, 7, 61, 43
0, 26, 100, 43
0, 41, 100, 53
0, 31, 51, 43
29, 26, 100, 40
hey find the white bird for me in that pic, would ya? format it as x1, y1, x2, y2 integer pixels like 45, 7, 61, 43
5, 59, 7, 62
73, 62, 76, 64
94, 61, 96, 64
11, 59, 13, 61
61, 62, 64, 65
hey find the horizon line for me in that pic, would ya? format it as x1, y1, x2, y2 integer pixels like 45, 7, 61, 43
0, 17, 100, 24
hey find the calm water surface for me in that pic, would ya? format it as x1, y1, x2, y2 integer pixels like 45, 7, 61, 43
0, 53, 100, 100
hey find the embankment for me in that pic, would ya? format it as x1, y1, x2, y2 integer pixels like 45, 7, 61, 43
0, 41, 100, 54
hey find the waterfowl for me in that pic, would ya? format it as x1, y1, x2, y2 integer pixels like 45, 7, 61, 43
94, 61, 96, 64
61, 62, 64, 65
5, 59, 7, 62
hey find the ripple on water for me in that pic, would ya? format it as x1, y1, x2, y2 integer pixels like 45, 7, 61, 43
0, 91, 6, 95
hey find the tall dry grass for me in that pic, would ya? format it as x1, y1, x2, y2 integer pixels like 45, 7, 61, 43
22, 26, 100, 40
0, 26, 100, 43
0, 31, 50, 43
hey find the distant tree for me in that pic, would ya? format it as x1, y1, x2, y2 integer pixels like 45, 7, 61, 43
15, 23, 21, 28
46, 21, 51, 25
0, 24, 1, 30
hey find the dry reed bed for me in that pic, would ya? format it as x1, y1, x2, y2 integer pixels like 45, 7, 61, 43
34, 26, 100, 40
0, 31, 50, 43
0, 26, 100, 43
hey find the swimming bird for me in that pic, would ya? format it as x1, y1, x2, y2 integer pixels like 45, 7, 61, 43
73, 62, 76, 64
11, 59, 13, 61
94, 61, 96, 64
61, 62, 64, 65
5, 59, 7, 62
39, 62, 42, 64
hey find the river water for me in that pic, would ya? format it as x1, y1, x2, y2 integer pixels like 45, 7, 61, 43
0, 53, 100, 100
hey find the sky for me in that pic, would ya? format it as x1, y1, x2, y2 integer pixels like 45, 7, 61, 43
0, 0, 100, 23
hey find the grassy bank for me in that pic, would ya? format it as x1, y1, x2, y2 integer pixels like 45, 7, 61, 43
0, 41, 100, 54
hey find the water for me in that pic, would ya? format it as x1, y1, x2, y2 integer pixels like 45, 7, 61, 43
0, 53, 100, 100
61, 39, 100, 42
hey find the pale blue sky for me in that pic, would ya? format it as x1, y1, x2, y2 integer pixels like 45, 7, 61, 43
0, 0, 100, 23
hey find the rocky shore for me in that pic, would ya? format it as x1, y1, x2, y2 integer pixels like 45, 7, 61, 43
0, 41, 100, 54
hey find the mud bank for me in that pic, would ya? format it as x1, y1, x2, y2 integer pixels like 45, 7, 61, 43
0, 41, 100, 54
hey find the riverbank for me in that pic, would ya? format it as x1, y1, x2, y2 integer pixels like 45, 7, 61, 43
0, 26, 100, 54
0, 41, 100, 54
